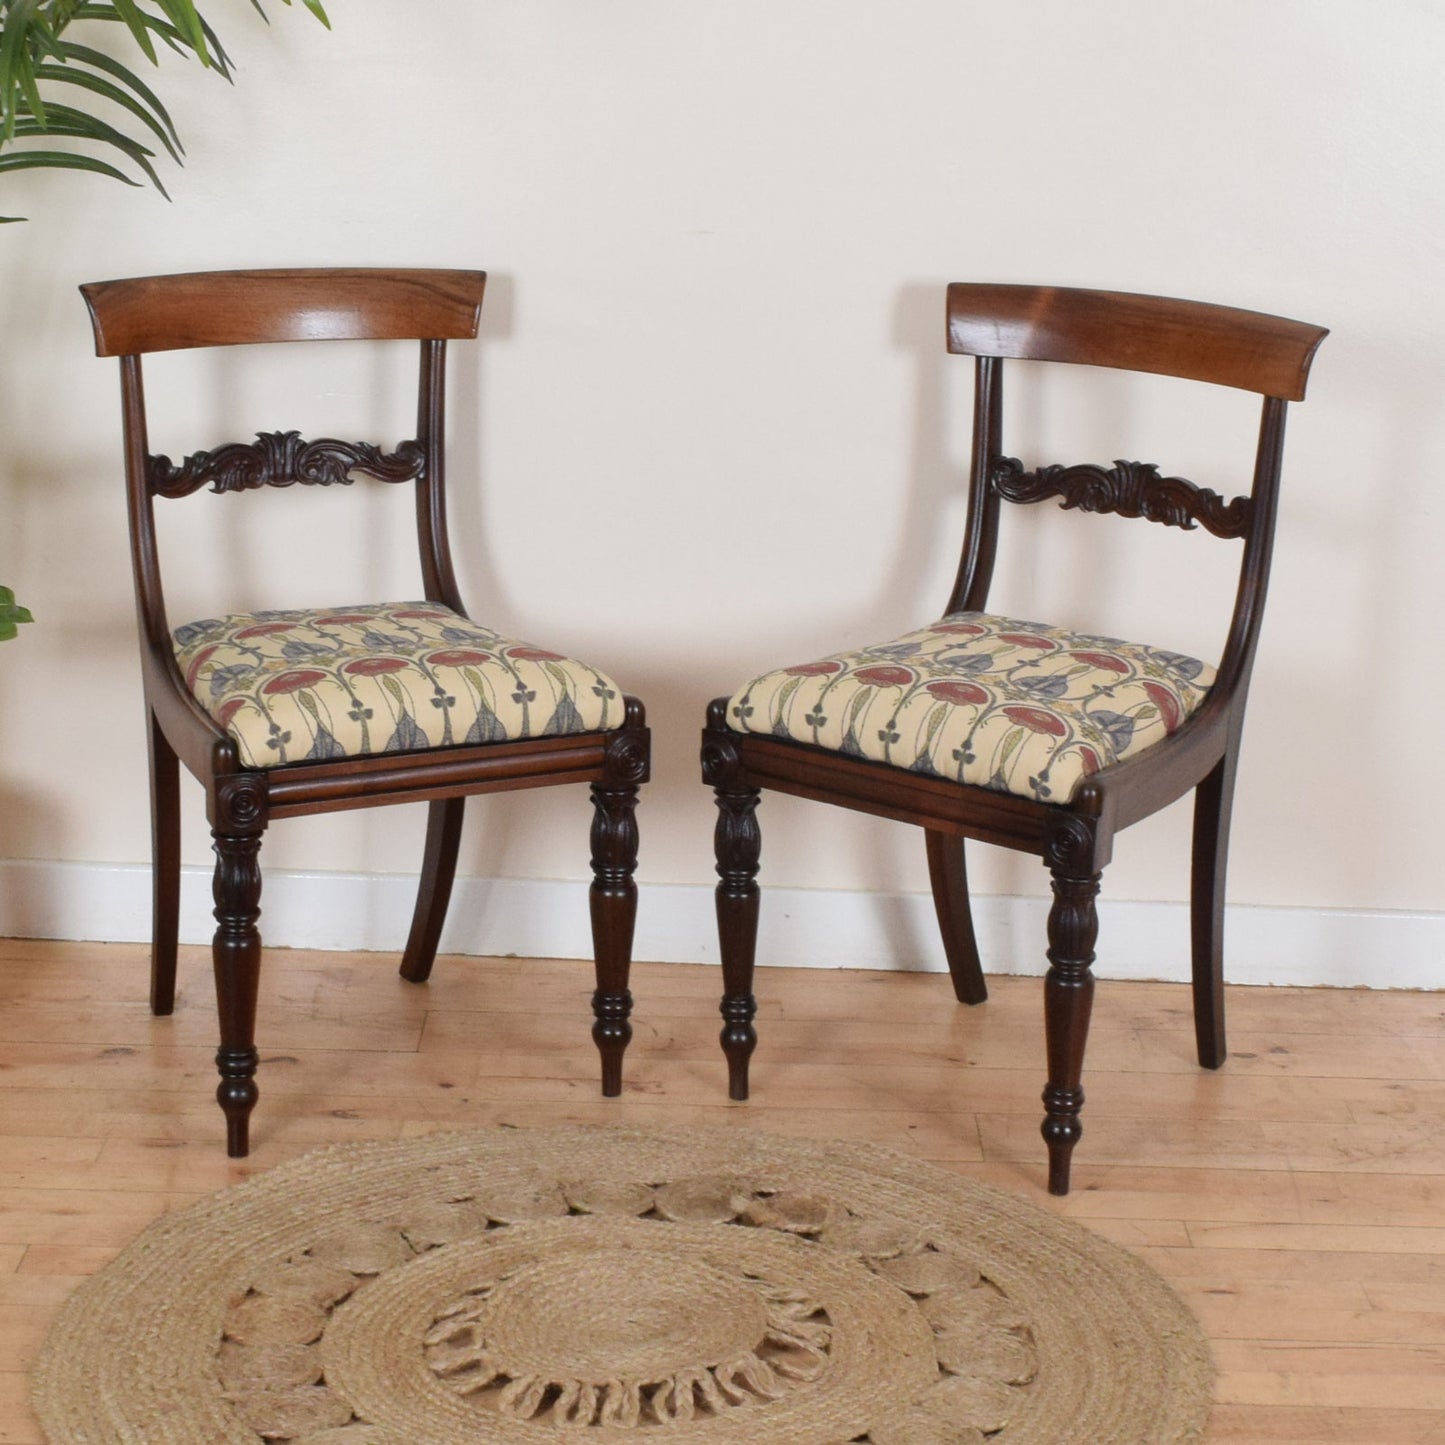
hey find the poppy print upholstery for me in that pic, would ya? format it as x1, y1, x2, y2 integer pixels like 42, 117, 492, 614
173, 602, 624, 769
726, 612, 1214, 803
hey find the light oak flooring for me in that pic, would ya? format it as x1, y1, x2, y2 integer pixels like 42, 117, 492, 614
0, 936, 1442, 1442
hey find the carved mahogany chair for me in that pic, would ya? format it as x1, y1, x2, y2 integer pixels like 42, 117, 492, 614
81, 268, 649, 1156
701, 283, 1325, 1194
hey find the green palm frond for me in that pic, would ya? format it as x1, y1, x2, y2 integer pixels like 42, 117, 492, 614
0, 0, 330, 220
37, 44, 185, 160
0, 585, 33, 641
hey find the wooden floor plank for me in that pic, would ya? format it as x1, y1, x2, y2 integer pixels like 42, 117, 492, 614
0, 937, 1442, 1442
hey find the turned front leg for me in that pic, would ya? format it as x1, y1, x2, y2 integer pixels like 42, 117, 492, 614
713, 784, 761, 1100
1041, 865, 1101, 1196
589, 781, 639, 1095
212, 830, 264, 1158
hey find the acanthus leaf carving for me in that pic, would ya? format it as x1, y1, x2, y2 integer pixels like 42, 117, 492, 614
148, 432, 427, 499
990, 455, 1251, 539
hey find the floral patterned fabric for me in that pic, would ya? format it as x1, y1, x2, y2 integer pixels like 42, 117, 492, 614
726, 612, 1214, 803
172, 602, 624, 769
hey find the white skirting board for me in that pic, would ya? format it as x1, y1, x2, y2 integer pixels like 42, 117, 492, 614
0, 857, 1438, 990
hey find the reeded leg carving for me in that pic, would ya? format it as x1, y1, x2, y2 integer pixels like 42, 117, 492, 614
1040, 816, 1102, 1196
212, 829, 264, 1158
925, 829, 987, 1005
399, 797, 465, 984
589, 779, 640, 1096
1190, 752, 1237, 1070
704, 726, 762, 1101
148, 712, 181, 1016
210, 773, 267, 1158
585, 711, 648, 1096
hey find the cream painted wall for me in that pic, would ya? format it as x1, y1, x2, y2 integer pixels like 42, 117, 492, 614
0, 2, 1440, 950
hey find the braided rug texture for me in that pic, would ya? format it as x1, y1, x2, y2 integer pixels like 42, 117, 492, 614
31, 1126, 1211, 1443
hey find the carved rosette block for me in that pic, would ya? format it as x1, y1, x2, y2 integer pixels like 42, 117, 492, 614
704, 729, 762, 1101
991, 454, 1252, 539
149, 431, 427, 499
601, 716, 650, 790
212, 772, 269, 837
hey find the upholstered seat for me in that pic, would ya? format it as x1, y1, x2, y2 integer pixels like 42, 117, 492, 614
725, 612, 1213, 804
173, 602, 625, 769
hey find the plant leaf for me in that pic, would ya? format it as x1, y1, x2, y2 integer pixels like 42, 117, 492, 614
54, 42, 183, 150
0, 0, 332, 215
1, 0, 49, 137
195, 17, 234, 78
150, 0, 210, 63
0, 147, 141, 184
291, 0, 331, 29
107, 0, 160, 65
13, 104, 169, 193
34, 60, 182, 160
69, 3, 197, 61
0, 585, 34, 639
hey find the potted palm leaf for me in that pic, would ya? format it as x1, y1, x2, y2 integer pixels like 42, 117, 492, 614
0, 585, 30, 639
1, 0, 329, 220
0, 0, 330, 634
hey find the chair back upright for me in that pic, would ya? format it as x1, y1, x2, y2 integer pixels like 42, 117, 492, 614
79, 268, 488, 681
944, 283, 1327, 722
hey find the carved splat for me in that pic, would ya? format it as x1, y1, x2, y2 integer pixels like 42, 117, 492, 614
991, 455, 1252, 539
148, 431, 426, 498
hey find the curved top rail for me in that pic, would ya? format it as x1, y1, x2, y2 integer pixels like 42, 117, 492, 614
80, 268, 487, 357
946, 283, 1327, 400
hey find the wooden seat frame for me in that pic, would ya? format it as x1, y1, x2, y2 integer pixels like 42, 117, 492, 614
81, 268, 649, 1157
701, 283, 1326, 1194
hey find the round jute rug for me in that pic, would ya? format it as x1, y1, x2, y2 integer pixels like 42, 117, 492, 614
31, 1126, 1211, 1444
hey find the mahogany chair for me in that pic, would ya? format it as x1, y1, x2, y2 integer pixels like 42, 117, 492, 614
701, 283, 1325, 1194
81, 268, 649, 1157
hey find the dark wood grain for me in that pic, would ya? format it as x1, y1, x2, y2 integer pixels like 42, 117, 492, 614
80, 268, 486, 356
702, 712, 762, 1100
947, 283, 1326, 399
990, 455, 1252, 538
211, 825, 264, 1158
148, 432, 426, 499
588, 702, 649, 1095
924, 830, 987, 1005
704, 283, 1325, 1193
1190, 752, 1237, 1070
84, 267, 647, 1154
146, 710, 180, 1017
397, 798, 466, 986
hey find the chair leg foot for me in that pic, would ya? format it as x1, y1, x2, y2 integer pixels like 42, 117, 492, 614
589, 781, 639, 1095
1042, 1114, 1081, 1197
721, 992, 757, 1100
212, 829, 263, 1158
1041, 863, 1100, 1197
591, 988, 633, 1096
218, 1047, 260, 1158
